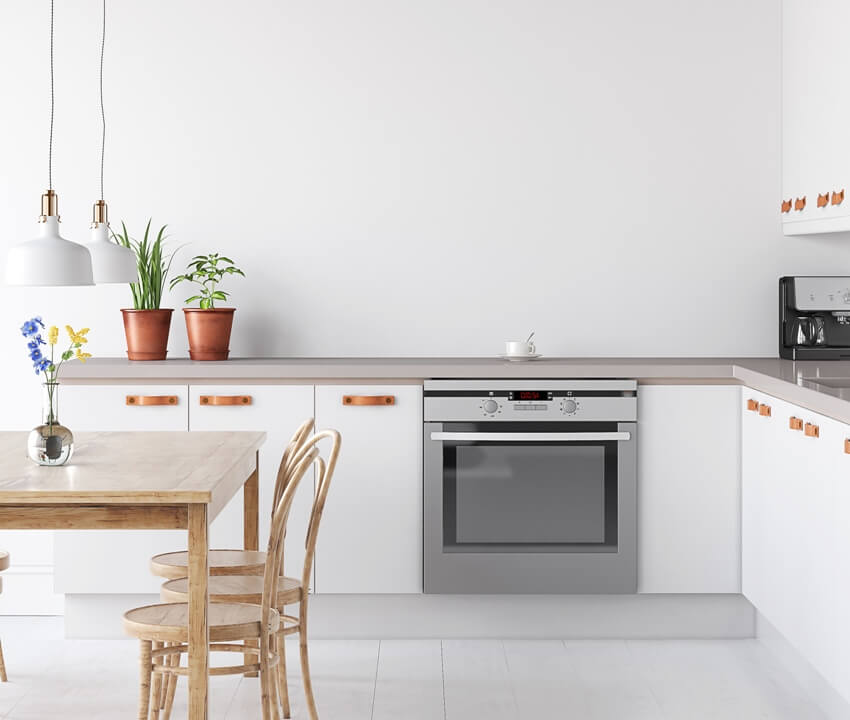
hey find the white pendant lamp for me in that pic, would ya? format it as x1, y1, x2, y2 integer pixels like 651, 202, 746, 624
84, 0, 136, 284
5, 0, 94, 287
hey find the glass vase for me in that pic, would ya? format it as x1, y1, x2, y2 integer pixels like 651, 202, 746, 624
27, 382, 74, 466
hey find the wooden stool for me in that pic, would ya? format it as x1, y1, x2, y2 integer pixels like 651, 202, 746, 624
126, 429, 340, 720
0, 550, 8, 682
159, 430, 341, 719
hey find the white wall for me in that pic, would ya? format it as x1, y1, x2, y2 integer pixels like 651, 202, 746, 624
0, 0, 847, 397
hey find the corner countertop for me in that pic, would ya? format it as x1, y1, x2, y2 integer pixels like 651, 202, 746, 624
61, 356, 850, 425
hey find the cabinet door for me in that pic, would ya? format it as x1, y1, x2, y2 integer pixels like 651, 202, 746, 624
741, 390, 770, 607
783, 0, 850, 234
637, 386, 740, 593
189, 385, 315, 579
831, 421, 850, 704
53, 385, 189, 594
314, 385, 423, 593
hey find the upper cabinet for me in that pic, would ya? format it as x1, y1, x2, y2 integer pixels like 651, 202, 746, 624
782, 0, 850, 234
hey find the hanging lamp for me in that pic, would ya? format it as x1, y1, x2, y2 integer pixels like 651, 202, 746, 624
6, 0, 94, 287
84, 0, 136, 283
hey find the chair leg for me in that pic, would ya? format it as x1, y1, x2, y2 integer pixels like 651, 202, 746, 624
299, 603, 319, 720
138, 640, 153, 720
158, 642, 169, 710
276, 628, 291, 718
0, 639, 8, 682
162, 647, 179, 720
150, 641, 163, 720
244, 637, 259, 678
259, 636, 273, 720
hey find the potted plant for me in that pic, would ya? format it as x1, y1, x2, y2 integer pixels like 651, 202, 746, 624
170, 253, 245, 361
113, 220, 179, 361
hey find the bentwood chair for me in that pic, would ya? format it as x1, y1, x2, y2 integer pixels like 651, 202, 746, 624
160, 429, 341, 720
124, 430, 338, 720
0, 551, 8, 682
149, 419, 316, 581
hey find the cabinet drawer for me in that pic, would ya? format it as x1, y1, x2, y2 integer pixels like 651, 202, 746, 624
62, 384, 189, 431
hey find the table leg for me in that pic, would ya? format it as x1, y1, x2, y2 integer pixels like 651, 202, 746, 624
244, 452, 260, 676
188, 503, 209, 720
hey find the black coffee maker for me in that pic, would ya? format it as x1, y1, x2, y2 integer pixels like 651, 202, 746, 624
780, 276, 850, 360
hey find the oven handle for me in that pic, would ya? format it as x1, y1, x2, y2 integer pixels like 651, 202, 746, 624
429, 431, 631, 442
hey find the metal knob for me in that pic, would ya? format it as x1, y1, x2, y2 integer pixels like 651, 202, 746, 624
562, 399, 578, 414
483, 399, 499, 414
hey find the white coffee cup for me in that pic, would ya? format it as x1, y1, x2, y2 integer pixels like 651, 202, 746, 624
505, 340, 535, 356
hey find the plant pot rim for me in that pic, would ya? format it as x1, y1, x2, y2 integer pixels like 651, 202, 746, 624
121, 308, 174, 313
182, 307, 236, 313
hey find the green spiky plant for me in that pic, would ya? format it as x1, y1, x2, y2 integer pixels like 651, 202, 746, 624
169, 253, 245, 309
112, 220, 180, 309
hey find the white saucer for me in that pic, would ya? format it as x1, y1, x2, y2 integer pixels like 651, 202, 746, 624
498, 353, 543, 362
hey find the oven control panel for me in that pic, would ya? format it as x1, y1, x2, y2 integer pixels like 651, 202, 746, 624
478, 391, 584, 417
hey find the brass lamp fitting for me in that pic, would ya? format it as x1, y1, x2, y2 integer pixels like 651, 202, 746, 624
39, 189, 59, 222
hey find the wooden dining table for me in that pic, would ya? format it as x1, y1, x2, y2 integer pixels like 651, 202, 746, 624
0, 429, 266, 720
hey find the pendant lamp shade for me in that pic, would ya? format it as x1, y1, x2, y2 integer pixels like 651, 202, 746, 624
6, 192, 94, 287
85, 201, 137, 284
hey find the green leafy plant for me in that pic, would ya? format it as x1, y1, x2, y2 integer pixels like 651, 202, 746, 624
112, 220, 180, 310
169, 253, 245, 309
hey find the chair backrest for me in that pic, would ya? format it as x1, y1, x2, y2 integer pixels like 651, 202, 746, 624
272, 418, 315, 512
298, 430, 341, 592
259, 438, 319, 638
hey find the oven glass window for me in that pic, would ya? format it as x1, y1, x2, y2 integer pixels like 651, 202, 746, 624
441, 425, 619, 551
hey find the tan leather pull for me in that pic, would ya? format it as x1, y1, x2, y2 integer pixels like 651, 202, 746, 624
199, 395, 252, 406
804, 422, 820, 438
781, 199, 792, 213
342, 395, 396, 406
746, 399, 760, 412
758, 403, 772, 417
818, 193, 830, 208
789, 416, 803, 430
126, 395, 178, 406
833, 189, 845, 206
794, 196, 807, 211
845, 438, 850, 454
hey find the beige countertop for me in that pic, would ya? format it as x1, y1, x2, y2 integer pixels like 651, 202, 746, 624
61, 357, 850, 425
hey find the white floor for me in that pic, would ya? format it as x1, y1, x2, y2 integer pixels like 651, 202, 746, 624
0, 617, 832, 719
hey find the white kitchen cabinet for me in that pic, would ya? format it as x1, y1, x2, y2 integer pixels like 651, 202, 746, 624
189, 385, 315, 579
830, 419, 850, 704
314, 385, 423, 593
637, 386, 741, 594
782, 0, 850, 234
53, 385, 189, 594
741, 390, 837, 695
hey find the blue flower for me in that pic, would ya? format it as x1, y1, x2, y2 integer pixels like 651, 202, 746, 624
21, 317, 45, 337
29, 347, 43, 363
27, 337, 45, 351
33, 357, 51, 375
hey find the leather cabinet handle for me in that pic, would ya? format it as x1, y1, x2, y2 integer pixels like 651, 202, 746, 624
126, 395, 178, 406
746, 399, 759, 412
781, 199, 792, 213
342, 395, 396, 406
789, 416, 803, 431
818, 193, 830, 208
199, 395, 252, 406
805, 422, 820, 438
845, 439, 850, 454
794, 197, 807, 211
833, 189, 845, 206
758, 403, 772, 417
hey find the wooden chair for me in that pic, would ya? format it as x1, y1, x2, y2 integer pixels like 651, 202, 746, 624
0, 551, 8, 682
124, 430, 337, 720
149, 418, 316, 581
159, 429, 341, 720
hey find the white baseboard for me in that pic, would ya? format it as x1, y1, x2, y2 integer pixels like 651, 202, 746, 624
756, 612, 850, 720
62, 592, 755, 639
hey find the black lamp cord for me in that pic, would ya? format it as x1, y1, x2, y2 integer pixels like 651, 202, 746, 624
48, 0, 54, 190
99, 0, 105, 201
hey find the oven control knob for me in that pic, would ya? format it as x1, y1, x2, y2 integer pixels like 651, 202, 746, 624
482, 399, 499, 414
561, 399, 578, 415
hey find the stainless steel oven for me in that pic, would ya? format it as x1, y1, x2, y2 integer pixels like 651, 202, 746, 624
424, 380, 637, 594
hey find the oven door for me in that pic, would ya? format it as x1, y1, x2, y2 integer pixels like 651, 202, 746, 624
423, 421, 637, 594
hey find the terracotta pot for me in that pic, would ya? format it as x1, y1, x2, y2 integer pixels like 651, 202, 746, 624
121, 309, 173, 361
184, 308, 235, 361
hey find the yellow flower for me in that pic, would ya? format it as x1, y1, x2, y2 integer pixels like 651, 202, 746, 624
47, 326, 58, 345
65, 325, 75, 340
65, 325, 89, 344
75, 349, 92, 363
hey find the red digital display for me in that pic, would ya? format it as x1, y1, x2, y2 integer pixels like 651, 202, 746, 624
517, 391, 543, 400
